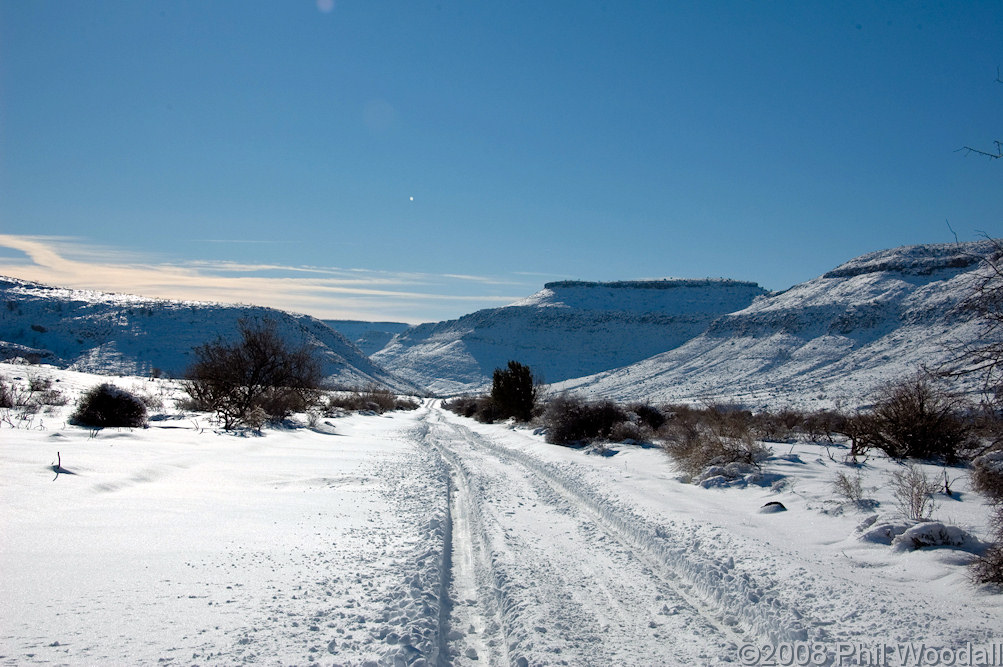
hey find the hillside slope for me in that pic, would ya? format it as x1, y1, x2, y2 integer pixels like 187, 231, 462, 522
325, 320, 413, 356
0, 277, 418, 392
371, 279, 769, 395
557, 241, 997, 410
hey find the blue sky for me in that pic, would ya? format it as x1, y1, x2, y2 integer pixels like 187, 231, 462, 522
1, 1, 1001, 323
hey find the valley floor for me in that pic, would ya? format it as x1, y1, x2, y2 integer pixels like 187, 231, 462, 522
2, 369, 1002, 665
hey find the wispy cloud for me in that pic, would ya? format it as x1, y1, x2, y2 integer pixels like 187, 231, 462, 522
0, 235, 531, 323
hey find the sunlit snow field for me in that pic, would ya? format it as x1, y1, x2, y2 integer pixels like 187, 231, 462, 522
2, 362, 1002, 666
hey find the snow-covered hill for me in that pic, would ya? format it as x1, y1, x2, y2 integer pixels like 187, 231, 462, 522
557, 241, 998, 410
371, 279, 769, 396
0, 277, 417, 392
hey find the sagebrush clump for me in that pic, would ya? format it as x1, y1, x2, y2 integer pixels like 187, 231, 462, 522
71, 383, 147, 428
659, 405, 770, 480
325, 386, 420, 414
853, 377, 973, 463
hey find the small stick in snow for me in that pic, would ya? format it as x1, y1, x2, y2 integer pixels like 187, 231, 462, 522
51, 451, 76, 480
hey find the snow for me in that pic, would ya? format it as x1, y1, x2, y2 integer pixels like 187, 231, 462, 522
3, 362, 1002, 665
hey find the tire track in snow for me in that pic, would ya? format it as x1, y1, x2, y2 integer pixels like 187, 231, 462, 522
422, 407, 752, 665
432, 406, 813, 650
419, 412, 514, 666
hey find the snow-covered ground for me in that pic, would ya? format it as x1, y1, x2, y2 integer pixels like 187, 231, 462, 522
2, 363, 1002, 666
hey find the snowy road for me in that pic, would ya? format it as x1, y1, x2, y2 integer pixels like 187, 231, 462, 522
421, 406, 747, 665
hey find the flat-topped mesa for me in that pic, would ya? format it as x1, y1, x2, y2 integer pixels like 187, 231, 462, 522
542, 278, 763, 290
372, 278, 770, 395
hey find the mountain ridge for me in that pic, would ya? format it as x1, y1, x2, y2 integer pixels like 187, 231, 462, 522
0, 276, 418, 393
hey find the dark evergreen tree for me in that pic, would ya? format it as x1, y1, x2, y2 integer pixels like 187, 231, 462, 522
490, 360, 537, 422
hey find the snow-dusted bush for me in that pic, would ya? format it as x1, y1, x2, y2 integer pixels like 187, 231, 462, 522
972, 451, 1003, 502
857, 517, 913, 545
890, 521, 983, 553
890, 464, 937, 521
71, 383, 147, 428
661, 410, 771, 482
970, 450, 1003, 586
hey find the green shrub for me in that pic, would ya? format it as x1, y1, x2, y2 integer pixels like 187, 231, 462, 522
71, 383, 147, 428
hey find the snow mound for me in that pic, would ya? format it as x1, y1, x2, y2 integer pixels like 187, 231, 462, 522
857, 517, 916, 545
696, 463, 784, 489
890, 521, 986, 554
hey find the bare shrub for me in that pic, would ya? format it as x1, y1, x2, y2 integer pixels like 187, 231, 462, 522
751, 409, 803, 443
182, 318, 323, 429
627, 403, 666, 431
802, 410, 846, 444
0, 375, 13, 409
36, 387, 67, 406
27, 375, 51, 392
71, 383, 148, 428
543, 395, 628, 445
890, 464, 938, 521
326, 386, 421, 415
442, 395, 479, 419
660, 407, 770, 481
857, 376, 972, 463
134, 388, 165, 411
609, 419, 651, 444
970, 543, 1003, 587
832, 470, 864, 504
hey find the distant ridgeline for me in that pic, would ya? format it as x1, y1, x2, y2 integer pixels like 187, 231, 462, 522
543, 278, 763, 290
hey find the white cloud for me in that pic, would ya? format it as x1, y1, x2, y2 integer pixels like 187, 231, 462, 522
0, 235, 528, 323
